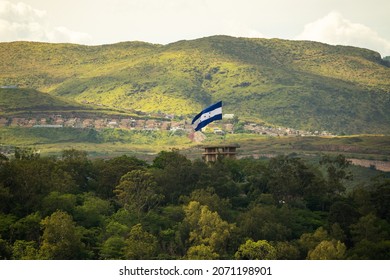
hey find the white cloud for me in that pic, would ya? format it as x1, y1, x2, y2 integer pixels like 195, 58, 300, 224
0, 0, 92, 44
295, 11, 390, 56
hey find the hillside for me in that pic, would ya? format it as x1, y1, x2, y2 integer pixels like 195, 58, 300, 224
0, 88, 134, 118
1, 36, 389, 134
0, 88, 83, 114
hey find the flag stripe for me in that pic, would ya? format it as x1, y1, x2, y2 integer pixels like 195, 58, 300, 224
192, 101, 222, 131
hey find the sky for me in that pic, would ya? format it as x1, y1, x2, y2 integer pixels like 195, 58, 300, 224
1, 0, 389, 56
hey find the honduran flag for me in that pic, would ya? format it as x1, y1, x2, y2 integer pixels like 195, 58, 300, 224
192, 101, 222, 131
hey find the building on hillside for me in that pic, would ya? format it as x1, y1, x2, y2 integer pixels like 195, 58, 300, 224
202, 144, 240, 162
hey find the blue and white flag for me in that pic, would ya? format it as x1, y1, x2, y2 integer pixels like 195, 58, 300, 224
192, 101, 222, 131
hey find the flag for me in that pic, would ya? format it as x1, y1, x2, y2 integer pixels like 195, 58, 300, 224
192, 101, 222, 131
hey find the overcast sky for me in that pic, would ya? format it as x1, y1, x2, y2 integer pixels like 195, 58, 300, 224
1, 0, 389, 56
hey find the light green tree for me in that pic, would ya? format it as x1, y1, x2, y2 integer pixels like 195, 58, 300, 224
186, 244, 219, 260
12, 240, 38, 260
235, 239, 277, 260
39, 210, 86, 259
184, 201, 235, 255
298, 226, 329, 255
307, 240, 346, 260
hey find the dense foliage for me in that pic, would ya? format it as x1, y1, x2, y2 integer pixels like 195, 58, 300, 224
0, 148, 389, 260
1, 36, 390, 134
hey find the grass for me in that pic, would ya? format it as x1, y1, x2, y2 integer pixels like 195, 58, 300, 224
1, 36, 389, 134
1, 127, 389, 159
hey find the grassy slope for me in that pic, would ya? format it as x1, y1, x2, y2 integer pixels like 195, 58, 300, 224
0, 88, 83, 113
1, 36, 389, 134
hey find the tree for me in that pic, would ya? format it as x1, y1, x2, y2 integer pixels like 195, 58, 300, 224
12, 240, 38, 260
41, 192, 77, 217
14, 147, 40, 161
100, 236, 126, 260
298, 227, 330, 258
0, 235, 11, 260
1, 157, 58, 215
328, 201, 360, 233
370, 179, 390, 222
183, 187, 232, 221
0, 183, 12, 213
184, 201, 235, 256
238, 205, 291, 241
74, 193, 113, 228
124, 224, 158, 259
273, 241, 300, 260
319, 154, 352, 195
152, 150, 199, 203
235, 239, 277, 260
10, 212, 41, 242
267, 155, 315, 205
59, 149, 93, 191
348, 239, 390, 260
39, 210, 86, 259
350, 213, 389, 243
186, 244, 219, 260
92, 155, 147, 198
307, 240, 346, 260
114, 170, 163, 219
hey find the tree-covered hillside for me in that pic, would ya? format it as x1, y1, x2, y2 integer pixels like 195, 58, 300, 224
1, 36, 389, 134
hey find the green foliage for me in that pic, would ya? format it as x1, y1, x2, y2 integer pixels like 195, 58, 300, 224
235, 239, 277, 260
10, 212, 41, 242
152, 150, 198, 203
12, 240, 38, 260
0, 149, 389, 260
41, 192, 77, 217
350, 213, 390, 243
124, 224, 158, 259
39, 210, 87, 260
307, 240, 346, 260
115, 170, 163, 219
184, 201, 235, 256
74, 193, 113, 228
92, 155, 147, 198
238, 205, 291, 241
186, 244, 219, 260
100, 236, 126, 260
273, 241, 300, 260
0, 235, 12, 259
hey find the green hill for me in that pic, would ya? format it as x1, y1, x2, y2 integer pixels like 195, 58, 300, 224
1, 36, 389, 134
0, 88, 82, 113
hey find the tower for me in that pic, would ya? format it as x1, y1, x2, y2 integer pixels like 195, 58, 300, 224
202, 144, 239, 162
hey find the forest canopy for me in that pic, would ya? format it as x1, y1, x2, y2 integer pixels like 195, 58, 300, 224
0, 148, 389, 260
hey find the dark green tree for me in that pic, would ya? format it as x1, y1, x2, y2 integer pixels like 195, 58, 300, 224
152, 150, 199, 203
115, 170, 163, 219
92, 155, 147, 198
267, 155, 316, 205
59, 149, 93, 192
